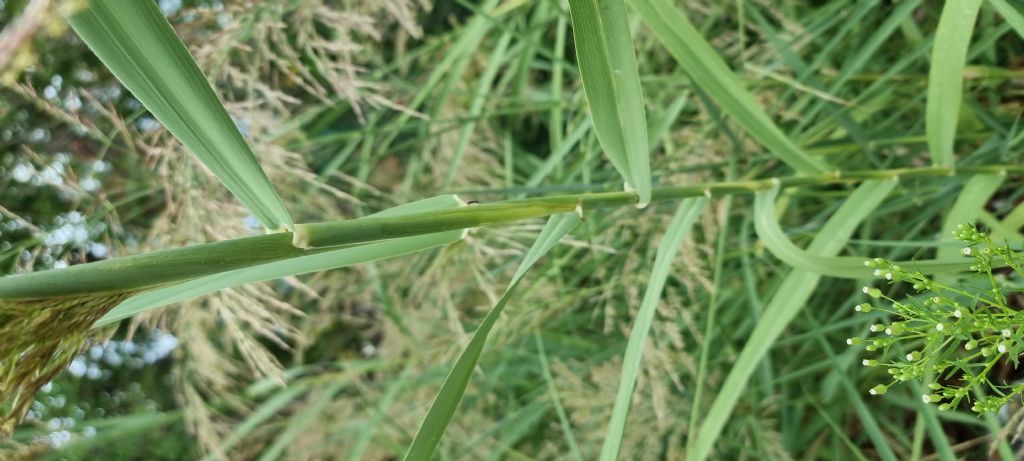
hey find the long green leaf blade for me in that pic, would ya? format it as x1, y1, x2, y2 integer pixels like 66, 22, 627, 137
689, 180, 896, 461
934, 173, 1004, 286
403, 211, 580, 461
257, 381, 348, 461
201, 383, 310, 461
599, 197, 707, 461
632, 0, 831, 174
937, 174, 1004, 260
67, 0, 292, 229
988, 0, 1024, 39
925, 0, 982, 167
568, 0, 652, 206
753, 183, 973, 278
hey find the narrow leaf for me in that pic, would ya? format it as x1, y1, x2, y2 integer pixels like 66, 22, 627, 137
925, 0, 982, 167
599, 197, 707, 460
753, 183, 974, 277
632, 0, 831, 174
201, 383, 310, 461
988, 0, 1024, 39
937, 174, 1004, 259
257, 381, 348, 461
568, 0, 652, 206
403, 211, 581, 461
934, 173, 1004, 286
67, 0, 293, 229
688, 180, 894, 461
534, 333, 585, 461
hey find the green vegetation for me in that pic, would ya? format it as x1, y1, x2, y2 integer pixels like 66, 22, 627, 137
856, 224, 1024, 414
1, 0, 1023, 459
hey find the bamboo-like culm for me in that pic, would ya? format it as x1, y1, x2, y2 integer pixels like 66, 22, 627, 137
0, 164, 1017, 300
0, 164, 1018, 438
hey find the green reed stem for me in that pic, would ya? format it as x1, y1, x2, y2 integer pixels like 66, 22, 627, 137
1, 165, 1019, 300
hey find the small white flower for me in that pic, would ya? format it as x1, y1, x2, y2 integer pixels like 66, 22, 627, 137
885, 328, 893, 336
906, 353, 915, 361
846, 338, 854, 345
862, 286, 870, 294
862, 359, 870, 366
998, 343, 1008, 354
1002, 329, 1012, 338
962, 247, 972, 256
935, 323, 944, 332
953, 309, 962, 318
922, 394, 931, 404
873, 269, 882, 276
885, 272, 893, 280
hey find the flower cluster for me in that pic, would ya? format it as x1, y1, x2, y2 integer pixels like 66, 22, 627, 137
848, 224, 1024, 413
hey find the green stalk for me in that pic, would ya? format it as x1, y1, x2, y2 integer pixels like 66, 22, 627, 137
1, 165, 1020, 301
294, 199, 578, 248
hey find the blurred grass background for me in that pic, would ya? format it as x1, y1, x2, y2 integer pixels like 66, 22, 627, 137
1, 0, 1024, 459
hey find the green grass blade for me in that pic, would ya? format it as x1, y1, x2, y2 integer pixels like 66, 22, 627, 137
256, 381, 348, 461
98, 195, 468, 325
346, 365, 416, 461
599, 197, 707, 461
201, 383, 310, 461
809, 324, 898, 461
632, 0, 831, 174
988, 0, 1024, 39
688, 180, 896, 461
403, 212, 580, 461
926, 0, 982, 167
443, 30, 513, 189
753, 183, 973, 277
938, 174, 1005, 260
67, 0, 292, 229
568, 0, 652, 206
534, 332, 585, 461
934, 173, 1005, 287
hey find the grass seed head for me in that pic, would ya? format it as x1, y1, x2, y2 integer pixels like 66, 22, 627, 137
0, 291, 132, 436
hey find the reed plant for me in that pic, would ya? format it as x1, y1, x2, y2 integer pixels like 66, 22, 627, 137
2, 0, 1024, 459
